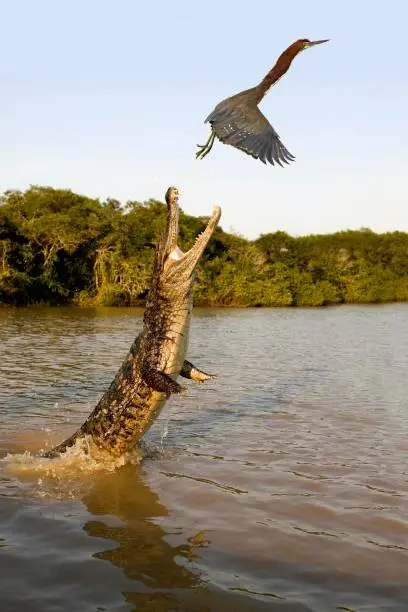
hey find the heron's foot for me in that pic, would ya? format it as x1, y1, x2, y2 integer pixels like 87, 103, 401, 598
195, 130, 216, 160
196, 144, 211, 160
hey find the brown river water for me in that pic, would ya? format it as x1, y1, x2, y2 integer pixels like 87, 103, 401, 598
0, 305, 408, 611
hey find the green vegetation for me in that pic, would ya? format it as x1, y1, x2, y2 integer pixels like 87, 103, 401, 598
1, 186, 407, 307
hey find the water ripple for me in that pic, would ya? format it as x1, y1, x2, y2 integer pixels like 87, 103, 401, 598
1, 305, 408, 611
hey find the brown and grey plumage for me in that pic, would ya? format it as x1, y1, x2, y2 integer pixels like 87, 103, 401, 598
196, 38, 329, 166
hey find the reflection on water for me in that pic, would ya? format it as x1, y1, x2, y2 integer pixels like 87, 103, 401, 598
83, 467, 201, 603
82, 466, 282, 611
1, 305, 408, 611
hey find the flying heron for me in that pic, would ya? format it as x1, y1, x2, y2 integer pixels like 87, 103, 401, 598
196, 38, 329, 166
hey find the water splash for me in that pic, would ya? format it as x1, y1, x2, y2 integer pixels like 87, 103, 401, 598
3, 434, 140, 478
1, 435, 144, 499
160, 421, 169, 450
160, 396, 176, 450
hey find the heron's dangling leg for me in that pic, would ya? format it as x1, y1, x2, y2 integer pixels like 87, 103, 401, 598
196, 130, 216, 160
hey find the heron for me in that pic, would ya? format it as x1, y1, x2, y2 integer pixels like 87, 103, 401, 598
196, 38, 329, 166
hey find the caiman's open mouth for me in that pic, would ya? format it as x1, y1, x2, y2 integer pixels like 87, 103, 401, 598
162, 187, 221, 279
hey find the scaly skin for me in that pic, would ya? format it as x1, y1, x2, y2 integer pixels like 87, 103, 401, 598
44, 187, 221, 458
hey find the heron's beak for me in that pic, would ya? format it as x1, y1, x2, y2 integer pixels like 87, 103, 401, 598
305, 39, 330, 48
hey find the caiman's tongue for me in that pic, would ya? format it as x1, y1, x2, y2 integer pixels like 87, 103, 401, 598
169, 245, 184, 262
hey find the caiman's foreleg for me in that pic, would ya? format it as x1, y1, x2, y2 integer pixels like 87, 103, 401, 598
196, 130, 216, 160
142, 365, 186, 396
180, 360, 217, 383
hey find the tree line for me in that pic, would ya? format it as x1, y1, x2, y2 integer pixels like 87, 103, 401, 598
1, 185, 407, 307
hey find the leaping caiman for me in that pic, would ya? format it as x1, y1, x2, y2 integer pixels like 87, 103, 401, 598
44, 187, 221, 458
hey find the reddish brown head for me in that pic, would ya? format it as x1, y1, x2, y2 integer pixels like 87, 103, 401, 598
294, 38, 330, 51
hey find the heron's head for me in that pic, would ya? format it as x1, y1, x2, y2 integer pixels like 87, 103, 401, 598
298, 38, 329, 52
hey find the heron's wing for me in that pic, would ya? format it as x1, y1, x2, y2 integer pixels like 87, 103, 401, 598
206, 104, 295, 166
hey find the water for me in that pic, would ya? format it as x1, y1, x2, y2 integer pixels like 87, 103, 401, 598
1, 305, 408, 611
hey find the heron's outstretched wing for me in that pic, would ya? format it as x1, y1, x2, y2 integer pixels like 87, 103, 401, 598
206, 104, 295, 166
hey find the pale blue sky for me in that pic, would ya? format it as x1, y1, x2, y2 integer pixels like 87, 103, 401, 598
1, 0, 407, 238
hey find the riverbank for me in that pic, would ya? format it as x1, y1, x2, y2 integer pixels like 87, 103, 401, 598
2, 186, 408, 308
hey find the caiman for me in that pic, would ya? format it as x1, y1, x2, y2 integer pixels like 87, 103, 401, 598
44, 186, 221, 458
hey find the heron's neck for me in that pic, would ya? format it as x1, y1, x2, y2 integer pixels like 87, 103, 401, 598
255, 45, 302, 103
